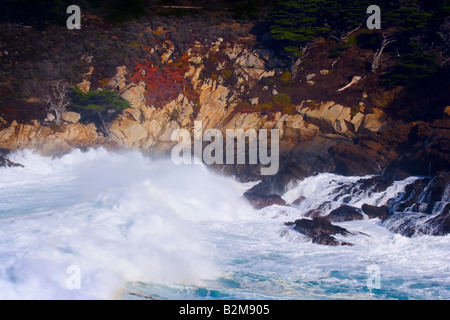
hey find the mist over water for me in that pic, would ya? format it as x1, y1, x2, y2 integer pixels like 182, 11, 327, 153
0, 148, 255, 299
0, 149, 449, 299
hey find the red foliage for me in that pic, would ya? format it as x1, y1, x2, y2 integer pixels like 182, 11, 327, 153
130, 54, 197, 108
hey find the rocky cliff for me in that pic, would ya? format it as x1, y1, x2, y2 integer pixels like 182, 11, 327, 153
0, 40, 402, 173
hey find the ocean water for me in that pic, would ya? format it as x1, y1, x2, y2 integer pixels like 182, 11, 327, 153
0, 148, 449, 300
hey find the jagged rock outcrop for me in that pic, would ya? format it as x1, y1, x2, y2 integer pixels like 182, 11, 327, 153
329, 119, 450, 177
0, 155, 23, 168
285, 217, 353, 246
324, 205, 364, 222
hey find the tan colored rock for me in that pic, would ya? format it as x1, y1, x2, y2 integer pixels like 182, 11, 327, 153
62, 112, 81, 124
77, 80, 90, 93
250, 97, 259, 106
108, 66, 128, 90
363, 113, 385, 132
45, 113, 56, 122
161, 41, 175, 64
346, 112, 364, 133
120, 82, 146, 109
109, 119, 148, 148
301, 101, 336, 132
0, 125, 17, 149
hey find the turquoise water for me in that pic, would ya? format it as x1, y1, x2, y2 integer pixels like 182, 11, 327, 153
0, 149, 449, 299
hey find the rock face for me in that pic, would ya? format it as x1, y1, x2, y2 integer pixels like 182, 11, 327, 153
0, 155, 23, 168
324, 205, 364, 222
62, 112, 81, 124
329, 120, 450, 177
244, 193, 287, 209
285, 217, 353, 246
361, 204, 389, 220
0, 120, 104, 156
0, 39, 395, 166
382, 173, 450, 237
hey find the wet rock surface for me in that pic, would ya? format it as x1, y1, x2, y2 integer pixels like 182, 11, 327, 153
285, 217, 353, 246
324, 205, 364, 222
0, 155, 23, 168
361, 204, 389, 220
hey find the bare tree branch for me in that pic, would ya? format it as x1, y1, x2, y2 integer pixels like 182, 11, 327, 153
44, 80, 71, 125
372, 33, 396, 73
337, 76, 362, 92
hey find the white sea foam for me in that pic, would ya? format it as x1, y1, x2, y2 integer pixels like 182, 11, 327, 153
0, 148, 255, 299
0, 149, 449, 300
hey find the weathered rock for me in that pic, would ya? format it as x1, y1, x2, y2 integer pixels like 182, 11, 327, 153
285, 217, 352, 246
77, 80, 91, 93
324, 205, 364, 222
292, 196, 306, 206
0, 155, 24, 168
45, 113, 55, 122
244, 193, 287, 209
383, 209, 449, 237
330, 120, 450, 177
107, 65, 128, 90
62, 112, 81, 124
426, 210, 450, 236
299, 101, 352, 134
361, 204, 389, 220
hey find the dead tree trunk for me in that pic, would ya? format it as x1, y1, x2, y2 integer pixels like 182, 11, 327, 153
372, 33, 396, 73
44, 80, 71, 125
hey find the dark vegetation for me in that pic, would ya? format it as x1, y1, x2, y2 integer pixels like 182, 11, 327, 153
267, 0, 450, 121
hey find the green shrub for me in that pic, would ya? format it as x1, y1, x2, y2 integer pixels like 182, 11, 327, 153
272, 93, 291, 107
328, 45, 351, 59
382, 42, 439, 88
280, 71, 293, 87
70, 87, 129, 113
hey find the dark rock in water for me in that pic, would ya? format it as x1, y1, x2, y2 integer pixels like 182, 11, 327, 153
392, 178, 431, 212
418, 174, 450, 204
244, 193, 286, 209
361, 204, 389, 220
304, 201, 332, 218
244, 178, 288, 209
324, 205, 363, 222
292, 196, 306, 206
331, 175, 394, 203
0, 155, 24, 168
304, 209, 322, 218
426, 210, 450, 236
383, 204, 449, 237
382, 172, 449, 237
244, 176, 284, 198
285, 217, 352, 246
